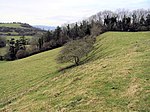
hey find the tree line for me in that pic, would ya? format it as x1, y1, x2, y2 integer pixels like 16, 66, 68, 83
42, 9, 150, 49
0, 9, 150, 61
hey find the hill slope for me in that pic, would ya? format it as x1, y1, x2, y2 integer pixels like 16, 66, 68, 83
0, 23, 45, 36
0, 32, 150, 111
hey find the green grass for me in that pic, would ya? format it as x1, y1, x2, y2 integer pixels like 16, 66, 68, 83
0, 47, 8, 56
0, 32, 19, 35
0, 32, 149, 111
6, 36, 32, 40
0, 23, 22, 28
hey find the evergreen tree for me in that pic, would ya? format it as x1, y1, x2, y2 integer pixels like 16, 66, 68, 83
8, 38, 16, 60
146, 14, 150, 25
38, 37, 44, 50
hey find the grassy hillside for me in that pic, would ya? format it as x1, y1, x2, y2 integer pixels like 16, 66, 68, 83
0, 23, 23, 36
0, 23, 22, 28
6, 36, 32, 40
0, 32, 149, 111
0, 23, 44, 56
0, 23, 45, 37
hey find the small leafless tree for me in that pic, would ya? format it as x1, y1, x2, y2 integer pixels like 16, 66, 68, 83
57, 37, 95, 65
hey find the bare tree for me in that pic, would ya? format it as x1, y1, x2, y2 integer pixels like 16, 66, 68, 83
57, 37, 95, 65
91, 22, 103, 36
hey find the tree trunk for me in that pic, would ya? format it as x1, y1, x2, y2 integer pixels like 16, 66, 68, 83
74, 56, 79, 66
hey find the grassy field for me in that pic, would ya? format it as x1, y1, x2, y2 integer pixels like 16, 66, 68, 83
0, 47, 8, 56
0, 23, 23, 28
0, 32, 149, 111
6, 36, 32, 40
0, 32, 19, 35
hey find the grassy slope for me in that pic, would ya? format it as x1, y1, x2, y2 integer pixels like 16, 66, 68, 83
0, 23, 23, 28
0, 23, 33, 55
0, 32, 149, 111
0, 23, 33, 39
6, 36, 32, 40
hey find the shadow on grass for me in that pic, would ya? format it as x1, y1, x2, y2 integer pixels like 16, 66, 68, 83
81, 45, 106, 63
58, 64, 77, 72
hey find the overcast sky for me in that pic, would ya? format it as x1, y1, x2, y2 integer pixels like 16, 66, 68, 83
0, 0, 149, 26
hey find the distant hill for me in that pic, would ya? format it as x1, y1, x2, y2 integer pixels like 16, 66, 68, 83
0, 22, 46, 36
34, 25, 56, 31
0, 32, 149, 111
